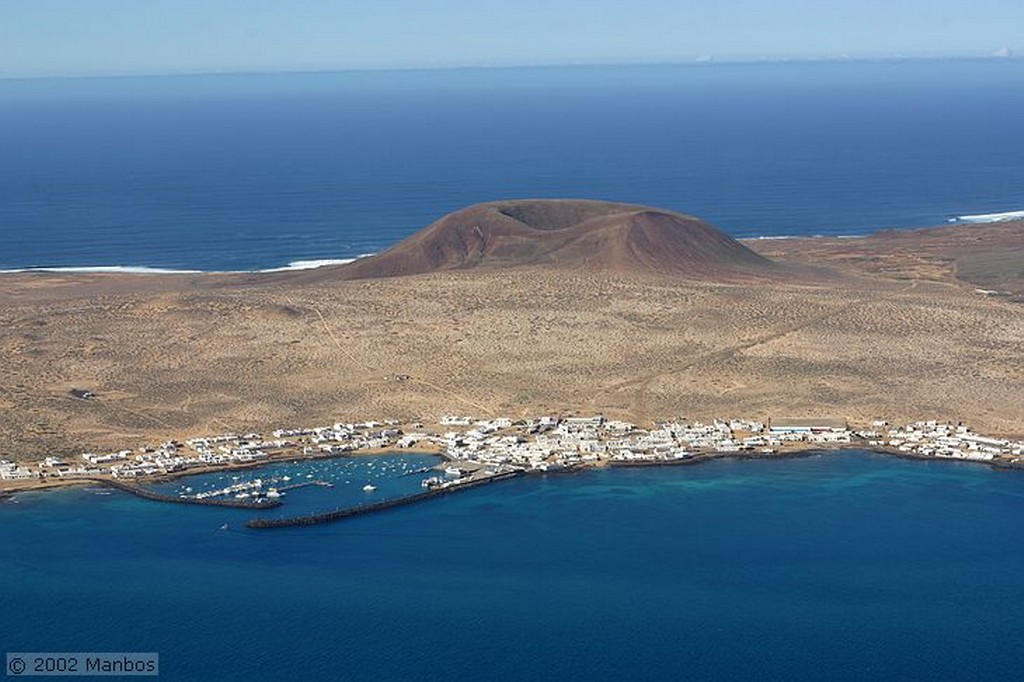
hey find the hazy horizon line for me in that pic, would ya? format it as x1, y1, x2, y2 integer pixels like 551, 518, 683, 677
0, 51, 1019, 82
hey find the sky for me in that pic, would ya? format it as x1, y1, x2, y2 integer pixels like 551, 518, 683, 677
1, 0, 1021, 78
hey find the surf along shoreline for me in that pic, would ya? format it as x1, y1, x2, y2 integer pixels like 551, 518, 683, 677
2, 207, 1021, 276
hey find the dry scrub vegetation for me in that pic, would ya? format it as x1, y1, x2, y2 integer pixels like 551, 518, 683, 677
1, 240, 1022, 460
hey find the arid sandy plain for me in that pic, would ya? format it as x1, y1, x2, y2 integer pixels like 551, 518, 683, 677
1, 220, 1022, 461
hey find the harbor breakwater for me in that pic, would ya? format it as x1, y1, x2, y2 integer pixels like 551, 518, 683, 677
92, 477, 282, 509
246, 471, 523, 529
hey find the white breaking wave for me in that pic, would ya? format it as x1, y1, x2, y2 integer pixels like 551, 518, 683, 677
949, 210, 1024, 224
0, 254, 376, 276
256, 256, 374, 273
749, 233, 866, 240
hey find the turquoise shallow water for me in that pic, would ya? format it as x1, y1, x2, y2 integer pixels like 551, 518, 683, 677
3, 450, 1024, 681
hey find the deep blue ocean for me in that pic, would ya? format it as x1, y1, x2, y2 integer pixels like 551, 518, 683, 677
1, 60, 1023, 271
3, 452, 1024, 681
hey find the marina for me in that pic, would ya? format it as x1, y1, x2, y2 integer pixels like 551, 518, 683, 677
245, 470, 523, 529
187, 477, 332, 501
91, 477, 281, 509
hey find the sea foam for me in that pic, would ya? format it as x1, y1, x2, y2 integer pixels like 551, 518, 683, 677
256, 256, 374, 273
950, 210, 1024, 224
0, 255, 376, 276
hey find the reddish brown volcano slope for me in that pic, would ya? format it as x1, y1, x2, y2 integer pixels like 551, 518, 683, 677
331, 199, 777, 280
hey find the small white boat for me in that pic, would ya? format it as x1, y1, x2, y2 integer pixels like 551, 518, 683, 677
266, 488, 281, 499
362, 484, 377, 492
